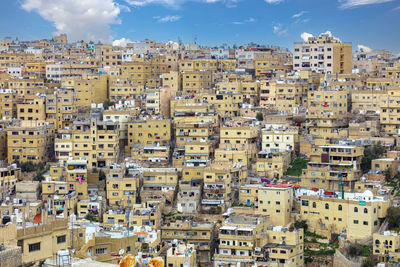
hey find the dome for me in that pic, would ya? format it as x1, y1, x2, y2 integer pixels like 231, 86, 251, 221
362, 190, 373, 197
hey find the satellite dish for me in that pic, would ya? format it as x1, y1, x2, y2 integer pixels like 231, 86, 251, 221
119, 249, 125, 255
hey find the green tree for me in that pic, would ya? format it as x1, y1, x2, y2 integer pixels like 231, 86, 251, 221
348, 243, 363, 258
384, 167, 393, 182
256, 112, 264, 121
33, 172, 45, 182
387, 206, 400, 230
20, 162, 35, 172
85, 212, 98, 222
361, 256, 378, 267
361, 142, 385, 173
294, 220, 308, 232
103, 99, 115, 110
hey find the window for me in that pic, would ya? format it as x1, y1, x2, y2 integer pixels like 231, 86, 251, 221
363, 221, 368, 226
364, 208, 368, 214
57, 235, 66, 244
325, 203, 329, 210
312, 202, 316, 208
96, 248, 108, 255
354, 220, 359, 224
338, 205, 342, 211
29, 242, 41, 252
302, 200, 309, 206
354, 207, 358, 213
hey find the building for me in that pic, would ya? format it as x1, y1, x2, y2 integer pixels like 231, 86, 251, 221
7, 120, 53, 164
162, 221, 215, 264
166, 244, 196, 267
262, 125, 299, 152
298, 189, 390, 241
300, 139, 364, 191
214, 215, 269, 266
293, 33, 352, 74
257, 184, 294, 226
373, 231, 400, 263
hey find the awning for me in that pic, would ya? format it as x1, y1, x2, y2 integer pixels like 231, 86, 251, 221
220, 226, 237, 231
237, 227, 253, 232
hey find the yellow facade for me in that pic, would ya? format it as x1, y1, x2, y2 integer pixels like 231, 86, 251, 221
301, 142, 364, 191
106, 176, 139, 207
17, 219, 69, 264
300, 192, 389, 240
373, 231, 400, 263
7, 120, 53, 164
257, 185, 293, 226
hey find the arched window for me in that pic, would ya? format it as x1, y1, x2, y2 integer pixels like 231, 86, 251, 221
325, 203, 329, 210
313, 202, 316, 208
338, 205, 342, 211
364, 208, 368, 214
354, 207, 358, 212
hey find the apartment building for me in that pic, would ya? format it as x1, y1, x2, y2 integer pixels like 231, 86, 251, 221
299, 189, 390, 241
63, 74, 108, 108
301, 140, 364, 191
0, 162, 20, 198
380, 87, 400, 134
106, 175, 139, 208
55, 116, 120, 169
166, 244, 197, 267
220, 124, 260, 159
351, 89, 386, 114
17, 95, 46, 121
108, 76, 144, 102
262, 125, 299, 152
256, 226, 304, 267
140, 168, 179, 210
260, 79, 308, 113
256, 150, 292, 179
306, 87, 349, 138
16, 219, 69, 264
162, 220, 215, 264
176, 180, 202, 214
182, 70, 213, 94
373, 231, 400, 263
0, 88, 14, 119
257, 184, 294, 226
7, 120, 53, 164
214, 215, 269, 266
293, 33, 352, 74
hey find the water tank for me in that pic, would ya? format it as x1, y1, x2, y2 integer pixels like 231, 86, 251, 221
57, 249, 70, 266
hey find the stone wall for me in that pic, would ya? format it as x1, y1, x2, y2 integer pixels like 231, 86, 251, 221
333, 250, 361, 267
0, 246, 22, 267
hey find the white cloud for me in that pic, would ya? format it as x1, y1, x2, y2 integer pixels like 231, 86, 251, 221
357, 44, 372, 52
339, 0, 394, 9
125, 0, 239, 8
232, 17, 255, 25
292, 11, 307, 18
321, 30, 341, 42
113, 38, 133, 47
300, 31, 341, 42
300, 32, 313, 42
156, 15, 181, 22
273, 24, 288, 36
21, 0, 121, 43
265, 0, 284, 3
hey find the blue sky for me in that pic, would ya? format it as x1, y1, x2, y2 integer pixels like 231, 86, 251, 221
1, 0, 399, 52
